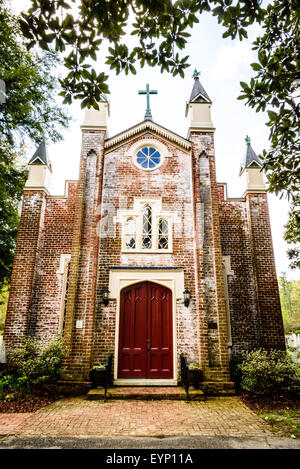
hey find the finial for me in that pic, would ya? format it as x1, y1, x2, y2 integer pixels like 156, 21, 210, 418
245, 135, 251, 144
192, 69, 201, 79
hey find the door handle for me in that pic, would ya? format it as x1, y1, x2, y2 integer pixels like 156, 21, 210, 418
146, 339, 150, 352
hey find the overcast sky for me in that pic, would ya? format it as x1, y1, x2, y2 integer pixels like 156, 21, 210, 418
12, 1, 299, 281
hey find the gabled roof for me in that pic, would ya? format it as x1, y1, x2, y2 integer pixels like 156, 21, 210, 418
239, 136, 263, 175
189, 76, 211, 103
105, 120, 191, 152
28, 140, 49, 165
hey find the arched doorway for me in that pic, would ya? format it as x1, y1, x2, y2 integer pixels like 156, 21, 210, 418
118, 281, 173, 379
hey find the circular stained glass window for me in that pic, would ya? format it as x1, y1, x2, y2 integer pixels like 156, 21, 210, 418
136, 146, 161, 170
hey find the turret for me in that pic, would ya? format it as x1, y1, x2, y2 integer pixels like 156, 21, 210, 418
80, 94, 110, 132
185, 70, 214, 137
239, 136, 266, 195
25, 140, 52, 192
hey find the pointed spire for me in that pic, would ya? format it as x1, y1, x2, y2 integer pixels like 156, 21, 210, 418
28, 140, 49, 166
188, 70, 211, 103
240, 135, 263, 174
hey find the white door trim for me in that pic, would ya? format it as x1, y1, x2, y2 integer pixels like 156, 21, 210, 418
109, 268, 184, 383
114, 379, 177, 386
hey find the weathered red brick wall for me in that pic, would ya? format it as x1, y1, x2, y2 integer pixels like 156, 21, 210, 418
218, 185, 285, 357
28, 182, 77, 342
245, 193, 285, 350
189, 132, 230, 382
62, 130, 106, 381
94, 132, 202, 374
4, 190, 47, 348
5, 124, 285, 385
4, 183, 77, 349
218, 186, 262, 356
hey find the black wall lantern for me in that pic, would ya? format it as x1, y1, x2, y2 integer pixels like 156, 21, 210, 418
183, 288, 191, 307
102, 287, 110, 306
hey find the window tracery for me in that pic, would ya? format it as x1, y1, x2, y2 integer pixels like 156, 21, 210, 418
158, 218, 168, 250
116, 199, 177, 253
142, 205, 152, 249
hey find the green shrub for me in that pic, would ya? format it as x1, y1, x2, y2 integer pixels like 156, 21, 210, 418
3, 335, 65, 394
238, 349, 300, 396
6, 337, 36, 375
188, 364, 201, 371
0, 375, 30, 398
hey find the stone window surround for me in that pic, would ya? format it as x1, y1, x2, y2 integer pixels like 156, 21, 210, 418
115, 197, 180, 253
136, 146, 162, 170
57, 254, 71, 332
124, 138, 172, 172
222, 255, 234, 347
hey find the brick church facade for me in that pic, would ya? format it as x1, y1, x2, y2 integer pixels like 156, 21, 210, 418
4, 76, 285, 391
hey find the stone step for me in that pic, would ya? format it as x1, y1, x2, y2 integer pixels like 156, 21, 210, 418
86, 386, 205, 401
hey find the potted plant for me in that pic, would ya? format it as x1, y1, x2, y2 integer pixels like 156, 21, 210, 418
188, 364, 202, 390
90, 365, 106, 388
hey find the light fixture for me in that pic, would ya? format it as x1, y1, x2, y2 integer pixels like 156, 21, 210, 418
102, 287, 110, 306
183, 288, 191, 307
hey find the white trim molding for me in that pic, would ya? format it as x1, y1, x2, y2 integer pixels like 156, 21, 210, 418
222, 256, 234, 347
222, 255, 234, 276
56, 254, 71, 274
57, 254, 71, 333
109, 267, 185, 300
105, 120, 191, 152
114, 197, 180, 253
114, 379, 177, 386
125, 138, 171, 172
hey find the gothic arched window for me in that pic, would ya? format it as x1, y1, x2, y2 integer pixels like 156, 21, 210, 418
125, 217, 136, 249
142, 205, 152, 249
62, 260, 70, 333
118, 199, 175, 252
158, 218, 169, 250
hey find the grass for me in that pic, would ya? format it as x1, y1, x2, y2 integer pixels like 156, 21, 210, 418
258, 409, 300, 438
241, 394, 300, 439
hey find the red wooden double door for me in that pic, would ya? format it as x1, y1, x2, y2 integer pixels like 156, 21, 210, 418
118, 281, 173, 379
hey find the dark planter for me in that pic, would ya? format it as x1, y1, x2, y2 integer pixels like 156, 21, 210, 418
0, 363, 6, 375
188, 369, 202, 390
90, 368, 106, 388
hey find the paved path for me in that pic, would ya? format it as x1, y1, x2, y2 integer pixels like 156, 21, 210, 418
0, 396, 271, 439
0, 413, 31, 437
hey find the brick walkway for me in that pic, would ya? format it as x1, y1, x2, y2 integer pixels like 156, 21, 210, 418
0, 413, 31, 437
0, 397, 271, 438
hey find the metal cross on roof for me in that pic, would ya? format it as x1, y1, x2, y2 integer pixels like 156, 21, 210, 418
245, 135, 251, 144
138, 83, 158, 120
